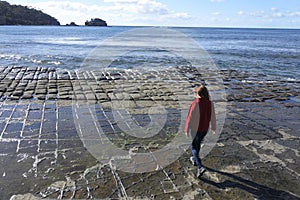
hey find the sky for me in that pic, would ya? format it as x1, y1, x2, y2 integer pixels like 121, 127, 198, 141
7, 0, 300, 28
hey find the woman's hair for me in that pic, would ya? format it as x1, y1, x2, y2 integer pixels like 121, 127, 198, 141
196, 84, 210, 100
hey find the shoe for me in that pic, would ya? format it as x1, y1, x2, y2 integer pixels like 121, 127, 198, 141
190, 156, 197, 166
197, 167, 207, 178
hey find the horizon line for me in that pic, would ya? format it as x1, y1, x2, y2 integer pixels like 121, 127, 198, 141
1, 24, 299, 30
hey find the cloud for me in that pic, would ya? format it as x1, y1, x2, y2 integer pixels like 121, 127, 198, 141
272, 12, 284, 18
26, 0, 190, 26
104, 0, 138, 2
237, 11, 244, 16
234, 8, 300, 28
210, 0, 225, 2
271, 7, 277, 12
237, 9, 300, 19
212, 12, 221, 16
286, 11, 300, 17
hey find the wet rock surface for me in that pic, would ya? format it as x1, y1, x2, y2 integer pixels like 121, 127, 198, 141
0, 66, 299, 199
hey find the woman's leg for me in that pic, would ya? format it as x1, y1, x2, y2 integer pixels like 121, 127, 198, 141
191, 131, 207, 169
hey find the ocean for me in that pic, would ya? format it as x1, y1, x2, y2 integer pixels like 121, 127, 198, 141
0, 26, 299, 81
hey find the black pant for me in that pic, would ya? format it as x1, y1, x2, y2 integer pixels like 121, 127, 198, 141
190, 131, 207, 169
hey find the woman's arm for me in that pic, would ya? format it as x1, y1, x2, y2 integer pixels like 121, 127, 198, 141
185, 101, 196, 135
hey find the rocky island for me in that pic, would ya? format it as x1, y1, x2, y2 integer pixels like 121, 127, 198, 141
85, 18, 107, 26
66, 22, 78, 26
0, 1, 60, 25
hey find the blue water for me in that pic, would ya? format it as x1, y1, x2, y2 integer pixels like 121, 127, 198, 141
0, 26, 299, 80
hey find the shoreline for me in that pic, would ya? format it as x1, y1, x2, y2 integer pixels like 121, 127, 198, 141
1, 66, 299, 199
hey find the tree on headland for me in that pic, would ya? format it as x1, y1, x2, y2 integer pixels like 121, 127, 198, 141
0, 1, 60, 25
85, 18, 107, 26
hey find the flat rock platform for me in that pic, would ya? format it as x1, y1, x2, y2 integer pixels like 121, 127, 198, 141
0, 66, 299, 200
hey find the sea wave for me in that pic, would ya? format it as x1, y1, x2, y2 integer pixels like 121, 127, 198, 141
0, 26, 299, 81
34, 37, 101, 47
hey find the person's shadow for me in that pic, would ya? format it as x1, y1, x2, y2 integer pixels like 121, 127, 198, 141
199, 167, 300, 200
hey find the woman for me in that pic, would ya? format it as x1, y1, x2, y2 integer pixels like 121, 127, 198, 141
185, 84, 216, 178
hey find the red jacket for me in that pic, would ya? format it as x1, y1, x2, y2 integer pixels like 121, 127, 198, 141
185, 98, 216, 134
